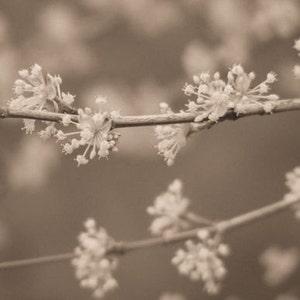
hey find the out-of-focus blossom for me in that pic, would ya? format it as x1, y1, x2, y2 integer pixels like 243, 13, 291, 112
286, 167, 300, 197
80, 0, 182, 38
25, 3, 94, 74
38, 3, 80, 44
182, 1, 251, 71
121, 0, 182, 37
293, 65, 300, 79
147, 179, 190, 237
285, 167, 300, 218
72, 219, 118, 299
206, 0, 249, 37
182, 41, 218, 77
7, 136, 59, 190
251, 0, 300, 41
172, 230, 230, 295
260, 246, 300, 287
159, 292, 186, 300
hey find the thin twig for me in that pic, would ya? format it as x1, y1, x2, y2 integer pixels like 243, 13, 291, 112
0, 252, 74, 269
183, 212, 214, 225
1, 99, 300, 129
0, 194, 298, 270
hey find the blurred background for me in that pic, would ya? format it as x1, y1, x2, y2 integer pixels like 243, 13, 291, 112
0, 0, 300, 299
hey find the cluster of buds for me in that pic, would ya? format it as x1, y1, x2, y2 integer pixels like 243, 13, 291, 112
172, 230, 230, 295
9, 64, 75, 134
10, 64, 61, 111
285, 166, 300, 197
260, 246, 300, 287
154, 103, 190, 166
284, 166, 300, 218
184, 64, 278, 122
155, 65, 278, 166
72, 219, 119, 299
56, 100, 120, 166
147, 179, 191, 237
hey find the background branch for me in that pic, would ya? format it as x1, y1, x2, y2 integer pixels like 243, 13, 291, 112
0, 194, 298, 270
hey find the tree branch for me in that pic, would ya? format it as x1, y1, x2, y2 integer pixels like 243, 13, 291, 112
0, 194, 298, 269
0, 99, 300, 129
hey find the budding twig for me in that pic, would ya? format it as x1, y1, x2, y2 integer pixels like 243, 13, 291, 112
0, 194, 298, 270
0, 98, 300, 129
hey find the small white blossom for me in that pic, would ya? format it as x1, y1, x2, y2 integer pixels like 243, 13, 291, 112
38, 123, 57, 141
155, 103, 190, 166
147, 179, 190, 237
260, 246, 300, 287
9, 64, 60, 110
57, 100, 120, 166
22, 119, 36, 134
184, 64, 278, 123
72, 219, 118, 299
95, 95, 107, 104
62, 92, 75, 105
62, 114, 72, 126
172, 231, 230, 295
286, 166, 300, 196
284, 167, 300, 218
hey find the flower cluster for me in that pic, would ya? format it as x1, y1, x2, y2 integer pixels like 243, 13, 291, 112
147, 179, 190, 237
284, 166, 300, 218
56, 100, 120, 166
260, 246, 300, 287
8, 65, 121, 166
8, 64, 74, 134
72, 219, 118, 299
293, 38, 300, 79
155, 65, 278, 166
172, 230, 230, 295
286, 166, 300, 196
154, 103, 190, 166
184, 64, 278, 122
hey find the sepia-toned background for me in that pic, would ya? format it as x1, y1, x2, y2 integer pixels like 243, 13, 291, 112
0, 0, 300, 299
